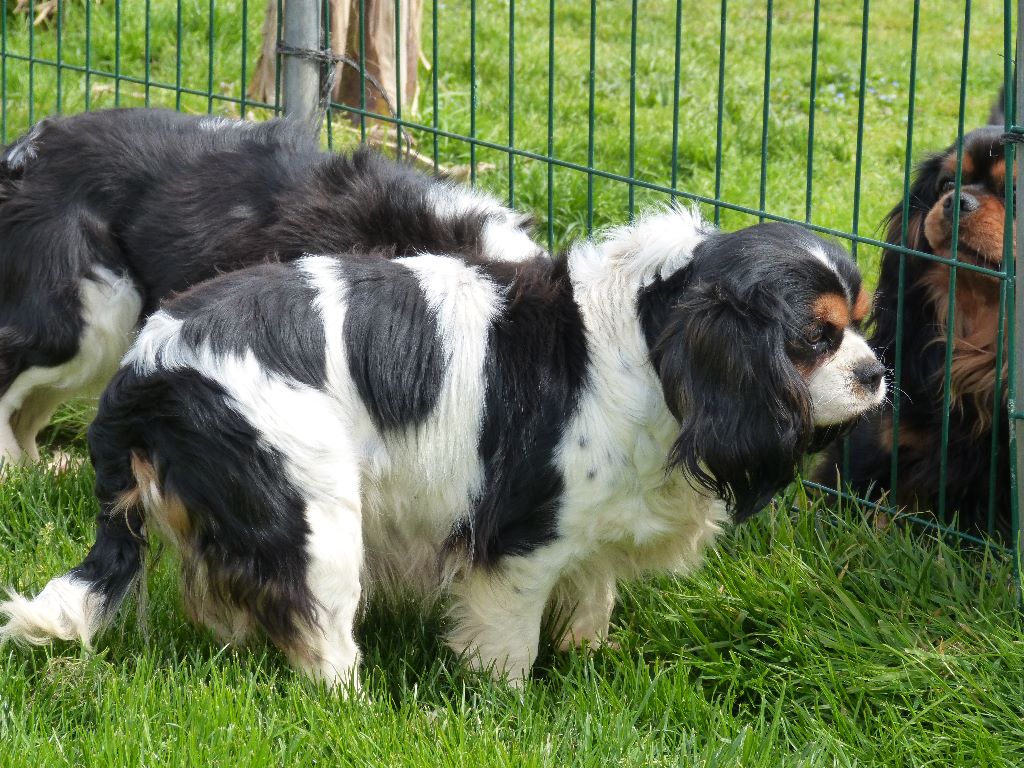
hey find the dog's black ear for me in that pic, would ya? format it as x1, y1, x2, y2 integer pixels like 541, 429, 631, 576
870, 152, 945, 362
648, 280, 812, 522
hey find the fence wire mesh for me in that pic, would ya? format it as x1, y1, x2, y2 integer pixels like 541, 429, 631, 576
0, 0, 1019, 574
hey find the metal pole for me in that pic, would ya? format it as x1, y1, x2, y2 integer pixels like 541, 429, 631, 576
282, 0, 322, 124
1013, 0, 1023, 570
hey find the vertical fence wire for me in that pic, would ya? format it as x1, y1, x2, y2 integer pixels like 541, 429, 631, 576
507, 0, 516, 207
145, 0, 152, 106
758, 0, 773, 222
1011, 0, 1023, 588
850, 0, 869, 264
241, 0, 249, 114
998, 0, 1016, 547
670, 0, 683, 195
27, 0, 34, 125
56, 0, 63, 111
1, 0, 6, 142
324, 0, 334, 151
546, 0, 555, 253
627, 0, 638, 220
207, 0, 216, 114
359, 0, 367, 140
469, 0, 477, 184
431, 0, 439, 170
393, 0, 402, 157
804, 0, 820, 224
938, 1, 973, 525
888, 0, 922, 508
713, 0, 727, 225
585, 0, 596, 233
175, 0, 183, 111
114, 0, 121, 106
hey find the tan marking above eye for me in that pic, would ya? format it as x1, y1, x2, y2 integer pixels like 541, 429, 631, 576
812, 293, 850, 329
852, 288, 871, 322
991, 159, 1006, 187
943, 152, 975, 179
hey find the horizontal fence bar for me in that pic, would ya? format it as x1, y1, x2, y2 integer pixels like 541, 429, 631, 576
0, 50, 1007, 277
800, 480, 1014, 554
325, 100, 1012, 278
0, 51, 279, 112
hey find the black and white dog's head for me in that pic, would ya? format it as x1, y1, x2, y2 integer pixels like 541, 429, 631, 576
1, 205, 884, 688
636, 217, 881, 520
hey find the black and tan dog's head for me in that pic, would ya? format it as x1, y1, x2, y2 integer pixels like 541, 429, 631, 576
817, 95, 1015, 535
876, 123, 1010, 423
912, 125, 1009, 271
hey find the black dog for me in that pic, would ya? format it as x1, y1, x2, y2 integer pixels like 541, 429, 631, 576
816, 102, 1012, 536
0, 109, 539, 468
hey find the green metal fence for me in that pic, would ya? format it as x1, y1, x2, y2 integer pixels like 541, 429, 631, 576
0, 1, 1020, 569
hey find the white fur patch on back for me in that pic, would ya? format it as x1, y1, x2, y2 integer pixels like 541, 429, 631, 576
2, 121, 44, 171
430, 185, 541, 262
575, 205, 711, 288
122, 310, 185, 374
2, 266, 142, 410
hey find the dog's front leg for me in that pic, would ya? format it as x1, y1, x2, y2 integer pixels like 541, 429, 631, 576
446, 552, 564, 685
0, 411, 21, 470
548, 565, 618, 652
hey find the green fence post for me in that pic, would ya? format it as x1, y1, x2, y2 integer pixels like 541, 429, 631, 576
1013, 0, 1024, 589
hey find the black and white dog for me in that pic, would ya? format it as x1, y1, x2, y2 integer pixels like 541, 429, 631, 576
0, 108, 538, 468
1, 207, 886, 687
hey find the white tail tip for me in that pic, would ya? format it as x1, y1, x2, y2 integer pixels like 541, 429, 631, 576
0, 576, 101, 649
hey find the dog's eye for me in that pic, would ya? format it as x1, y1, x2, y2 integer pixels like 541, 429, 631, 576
940, 178, 955, 193
804, 322, 829, 351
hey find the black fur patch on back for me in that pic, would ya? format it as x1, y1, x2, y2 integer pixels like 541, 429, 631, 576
166, 262, 327, 389
89, 365, 316, 646
0, 108, 321, 394
338, 256, 447, 430
268, 148, 537, 264
454, 256, 589, 567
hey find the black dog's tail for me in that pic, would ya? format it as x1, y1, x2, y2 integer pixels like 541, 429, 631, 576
0, 372, 147, 649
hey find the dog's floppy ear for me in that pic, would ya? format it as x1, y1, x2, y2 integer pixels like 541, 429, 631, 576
870, 153, 943, 355
648, 279, 812, 522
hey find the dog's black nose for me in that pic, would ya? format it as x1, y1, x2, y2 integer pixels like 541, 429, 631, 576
853, 360, 885, 392
943, 190, 980, 220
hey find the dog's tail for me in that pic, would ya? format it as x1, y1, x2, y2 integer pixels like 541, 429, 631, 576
0, 505, 144, 649
0, 371, 146, 649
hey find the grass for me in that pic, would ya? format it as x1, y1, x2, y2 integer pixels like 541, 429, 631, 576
1, 1, 1022, 766
1, 455, 1022, 766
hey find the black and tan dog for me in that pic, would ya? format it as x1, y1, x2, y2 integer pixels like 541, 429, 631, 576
817, 96, 1013, 535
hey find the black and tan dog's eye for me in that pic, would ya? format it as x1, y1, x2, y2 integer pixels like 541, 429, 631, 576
939, 178, 955, 193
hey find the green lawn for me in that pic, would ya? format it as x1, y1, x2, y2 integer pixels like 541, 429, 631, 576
1, 1, 1022, 766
